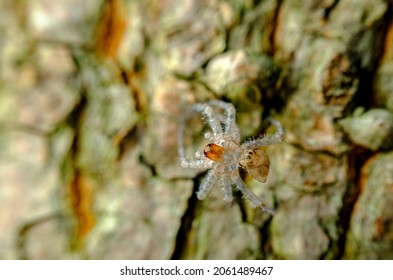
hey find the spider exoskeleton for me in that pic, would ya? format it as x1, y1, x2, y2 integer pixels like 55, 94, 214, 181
178, 100, 284, 214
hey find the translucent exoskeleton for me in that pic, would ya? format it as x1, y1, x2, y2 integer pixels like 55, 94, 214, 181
178, 100, 284, 214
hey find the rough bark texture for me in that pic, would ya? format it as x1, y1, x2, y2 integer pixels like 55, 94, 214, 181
1, 0, 392, 259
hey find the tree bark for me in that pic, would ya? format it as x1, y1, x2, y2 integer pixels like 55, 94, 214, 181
0, 0, 392, 259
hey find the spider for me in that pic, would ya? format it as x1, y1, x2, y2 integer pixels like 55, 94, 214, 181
178, 100, 284, 214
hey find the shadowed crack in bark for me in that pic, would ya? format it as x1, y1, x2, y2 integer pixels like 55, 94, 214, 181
170, 176, 201, 260
336, 147, 372, 259
335, 5, 393, 258
323, 0, 341, 21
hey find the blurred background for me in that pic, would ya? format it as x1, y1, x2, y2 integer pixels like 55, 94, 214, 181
0, 0, 392, 259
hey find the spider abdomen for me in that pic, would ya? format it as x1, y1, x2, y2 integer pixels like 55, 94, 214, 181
239, 147, 270, 183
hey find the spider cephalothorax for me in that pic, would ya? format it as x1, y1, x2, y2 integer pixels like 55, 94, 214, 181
178, 100, 284, 214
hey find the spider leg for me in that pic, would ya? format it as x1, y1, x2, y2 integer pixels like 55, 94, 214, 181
232, 176, 275, 214
197, 169, 219, 200
177, 111, 211, 169
208, 100, 240, 142
241, 118, 284, 150
219, 176, 233, 203
179, 158, 210, 169
178, 135, 210, 169
193, 103, 223, 135
178, 101, 224, 169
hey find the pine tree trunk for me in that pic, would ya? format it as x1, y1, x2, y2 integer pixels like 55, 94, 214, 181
1, 0, 392, 259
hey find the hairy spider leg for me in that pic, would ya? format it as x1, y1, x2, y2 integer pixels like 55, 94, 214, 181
178, 109, 208, 169
220, 177, 234, 203
208, 100, 240, 143
193, 103, 223, 135
178, 120, 208, 169
232, 176, 275, 215
197, 169, 219, 200
241, 118, 284, 150
178, 102, 225, 169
